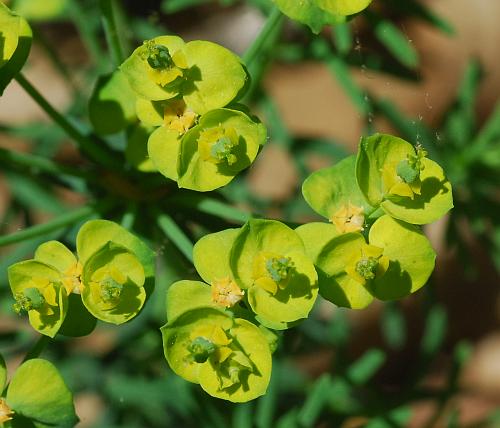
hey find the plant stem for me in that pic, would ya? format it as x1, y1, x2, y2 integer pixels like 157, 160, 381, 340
121, 204, 137, 229
0, 148, 94, 181
0, 204, 96, 247
100, 0, 125, 67
168, 194, 253, 224
243, 6, 283, 68
21, 335, 51, 363
15, 73, 117, 169
156, 213, 194, 262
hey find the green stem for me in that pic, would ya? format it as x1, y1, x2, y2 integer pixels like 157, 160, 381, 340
15, 73, 117, 169
243, 7, 283, 68
0, 204, 97, 247
100, 0, 125, 67
121, 204, 137, 229
168, 194, 253, 224
0, 148, 94, 181
156, 213, 194, 262
21, 335, 51, 363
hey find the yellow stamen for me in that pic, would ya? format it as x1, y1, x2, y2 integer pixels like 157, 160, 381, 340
211, 278, 244, 308
0, 398, 14, 423
330, 203, 365, 233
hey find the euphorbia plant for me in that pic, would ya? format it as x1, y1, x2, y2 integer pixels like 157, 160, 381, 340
0, 0, 459, 416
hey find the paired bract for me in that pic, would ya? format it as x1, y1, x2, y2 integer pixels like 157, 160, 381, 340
88, 35, 266, 192
8, 220, 155, 337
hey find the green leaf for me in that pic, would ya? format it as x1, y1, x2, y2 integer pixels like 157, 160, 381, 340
193, 228, 240, 284
356, 133, 415, 207
0, 3, 32, 95
273, 0, 345, 34
368, 215, 436, 300
34, 240, 77, 274
346, 348, 385, 384
166, 280, 213, 321
230, 219, 318, 328
0, 354, 6, 392
125, 123, 156, 172
81, 242, 146, 324
302, 155, 372, 222
380, 158, 454, 225
315, 233, 374, 309
371, 15, 419, 68
120, 35, 185, 101
182, 40, 247, 114
89, 70, 137, 135
177, 108, 266, 192
77, 219, 155, 280
8, 260, 68, 337
147, 125, 182, 181
198, 318, 272, 402
58, 293, 97, 337
6, 359, 78, 427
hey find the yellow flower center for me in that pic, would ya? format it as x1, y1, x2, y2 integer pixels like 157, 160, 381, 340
330, 203, 365, 233
198, 126, 240, 166
211, 277, 244, 308
13, 278, 59, 316
0, 398, 13, 423
62, 261, 83, 295
344, 244, 389, 285
252, 252, 294, 295
163, 99, 197, 134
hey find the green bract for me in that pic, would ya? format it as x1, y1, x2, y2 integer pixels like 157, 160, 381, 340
302, 155, 373, 233
297, 215, 435, 308
120, 36, 247, 113
273, 0, 372, 34
230, 219, 318, 329
161, 307, 272, 402
356, 133, 453, 224
8, 220, 155, 336
0, 3, 32, 95
88, 70, 137, 135
176, 109, 266, 191
1, 357, 78, 427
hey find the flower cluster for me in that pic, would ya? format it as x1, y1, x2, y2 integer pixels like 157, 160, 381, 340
8, 220, 155, 337
162, 134, 453, 401
300, 133, 453, 308
162, 219, 318, 401
273, 0, 372, 33
88, 35, 266, 191
0, 355, 77, 427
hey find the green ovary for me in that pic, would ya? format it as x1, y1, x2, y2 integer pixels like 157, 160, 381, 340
189, 337, 216, 363
13, 278, 58, 316
142, 42, 175, 70
90, 266, 127, 309
355, 257, 379, 281
198, 126, 240, 166
13, 287, 45, 313
253, 252, 294, 295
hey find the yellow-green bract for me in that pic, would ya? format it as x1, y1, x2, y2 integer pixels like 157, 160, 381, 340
161, 307, 272, 402
297, 215, 436, 308
356, 133, 454, 224
120, 36, 248, 114
273, 0, 372, 34
7, 220, 155, 337
0, 355, 78, 427
0, 3, 32, 95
